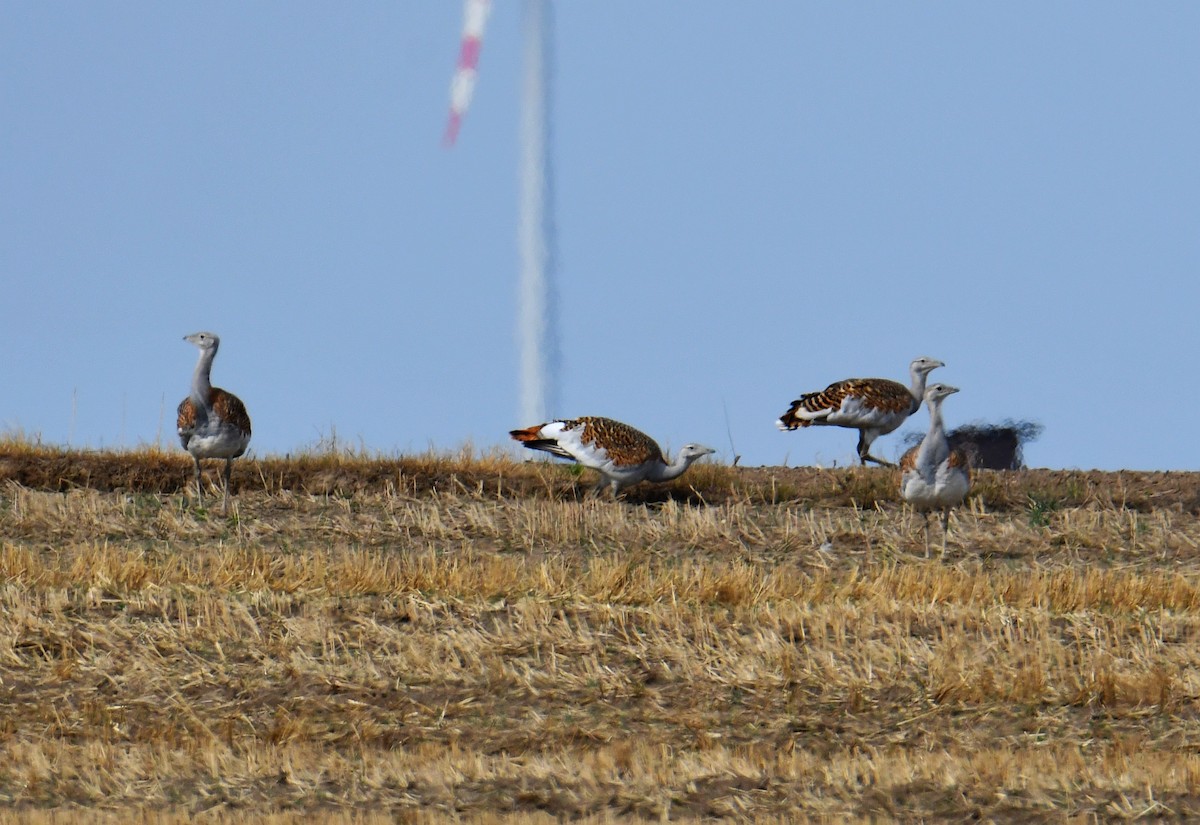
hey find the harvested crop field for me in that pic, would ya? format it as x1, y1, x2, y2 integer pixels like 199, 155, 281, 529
1, 440, 1199, 823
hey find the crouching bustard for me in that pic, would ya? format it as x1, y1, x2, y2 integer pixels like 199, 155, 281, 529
899, 383, 971, 558
177, 332, 251, 514
776, 356, 943, 467
510, 416, 714, 498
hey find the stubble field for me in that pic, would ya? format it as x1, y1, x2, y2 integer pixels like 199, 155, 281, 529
1, 440, 1199, 823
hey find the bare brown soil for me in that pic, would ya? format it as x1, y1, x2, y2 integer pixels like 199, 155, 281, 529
1, 441, 1199, 823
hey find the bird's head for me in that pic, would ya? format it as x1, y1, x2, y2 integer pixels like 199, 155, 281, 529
184, 331, 221, 351
911, 356, 945, 376
924, 383, 960, 403
677, 444, 717, 463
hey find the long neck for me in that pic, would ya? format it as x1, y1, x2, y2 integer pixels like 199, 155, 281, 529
647, 453, 697, 483
191, 346, 216, 404
917, 396, 949, 465
909, 367, 931, 412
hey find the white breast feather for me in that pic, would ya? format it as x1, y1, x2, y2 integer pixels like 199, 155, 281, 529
902, 461, 969, 510
936, 463, 971, 500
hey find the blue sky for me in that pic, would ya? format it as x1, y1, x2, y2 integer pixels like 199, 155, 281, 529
2, 3, 1198, 469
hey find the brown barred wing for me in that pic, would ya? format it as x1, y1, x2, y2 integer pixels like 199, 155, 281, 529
776, 380, 853, 429
209, 388, 252, 437
779, 378, 912, 429
573, 417, 664, 467
831, 378, 914, 414
176, 397, 198, 447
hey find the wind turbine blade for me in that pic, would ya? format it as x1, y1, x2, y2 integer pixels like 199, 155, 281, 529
444, 0, 492, 146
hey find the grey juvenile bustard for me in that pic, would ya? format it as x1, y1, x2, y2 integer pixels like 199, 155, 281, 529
899, 382, 971, 557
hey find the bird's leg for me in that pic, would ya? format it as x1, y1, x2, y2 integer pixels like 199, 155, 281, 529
940, 508, 951, 559
192, 456, 204, 507
222, 458, 233, 516
857, 431, 896, 468
922, 512, 931, 559
610, 479, 622, 501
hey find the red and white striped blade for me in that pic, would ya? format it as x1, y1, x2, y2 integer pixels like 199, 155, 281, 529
444, 0, 492, 146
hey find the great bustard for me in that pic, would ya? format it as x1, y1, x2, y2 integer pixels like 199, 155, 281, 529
177, 332, 252, 514
510, 416, 715, 497
899, 383, 971, 558
776, 356, 944, 467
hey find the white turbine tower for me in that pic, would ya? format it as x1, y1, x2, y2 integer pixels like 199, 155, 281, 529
445, 0, 559, 426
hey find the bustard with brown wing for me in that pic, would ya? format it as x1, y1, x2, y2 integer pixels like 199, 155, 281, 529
177, 332, 252, 514
776, 356, 943, 466
510, 416, 714, 497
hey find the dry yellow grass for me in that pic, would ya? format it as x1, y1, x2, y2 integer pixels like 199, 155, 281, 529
1, 443, 1200, 822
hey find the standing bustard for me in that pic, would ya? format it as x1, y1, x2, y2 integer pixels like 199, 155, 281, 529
510, 416, 715, 497
899, 383, 971, 558
776, 356, 944, 467
177, 332, 252, 514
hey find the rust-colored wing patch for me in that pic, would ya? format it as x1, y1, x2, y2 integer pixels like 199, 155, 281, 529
176, 397, 198, 434
510, 424, 545, 443
947, 448, 971, 476
899, 442, 972, 478
210, 388, 252, 435
510, 423, 575, 460
575, 417, 663, 467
